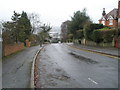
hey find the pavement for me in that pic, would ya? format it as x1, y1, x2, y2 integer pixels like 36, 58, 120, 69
36, 43, 118, 88
3, 45, 40, 88
67, 43, 119, 56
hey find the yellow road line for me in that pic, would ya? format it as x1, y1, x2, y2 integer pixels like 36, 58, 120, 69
67, 44, 120, 60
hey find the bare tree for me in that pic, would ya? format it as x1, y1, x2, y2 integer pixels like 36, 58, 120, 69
28, 13, 42, 34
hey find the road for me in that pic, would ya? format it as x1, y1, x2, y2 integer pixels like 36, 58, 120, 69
3, 45, 40, 88
36, 43, 118, 88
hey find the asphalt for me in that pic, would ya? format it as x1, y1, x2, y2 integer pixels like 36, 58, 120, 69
3, 45, 40, 88
36, 43, 118, 88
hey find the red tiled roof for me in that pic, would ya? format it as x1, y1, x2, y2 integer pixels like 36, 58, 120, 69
99, 8, 118, 21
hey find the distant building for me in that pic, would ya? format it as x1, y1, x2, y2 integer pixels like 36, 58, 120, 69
49, 32, 60, 43
99, 0, 120, 28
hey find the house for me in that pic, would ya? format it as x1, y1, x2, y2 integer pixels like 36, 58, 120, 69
99, 0, 120, 28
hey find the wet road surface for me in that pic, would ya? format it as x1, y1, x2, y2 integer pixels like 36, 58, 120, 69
37, 43, 118, 88
3, 45, 40, 88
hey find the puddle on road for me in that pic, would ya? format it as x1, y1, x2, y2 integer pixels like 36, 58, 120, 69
69, 52, 98, 64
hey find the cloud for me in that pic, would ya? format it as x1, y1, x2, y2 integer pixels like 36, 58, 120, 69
0, 0, 117, 27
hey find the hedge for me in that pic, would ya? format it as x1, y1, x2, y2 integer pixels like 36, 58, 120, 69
84, 24, 104, 40
89, 24, 103, 30
92, 29, 116, 43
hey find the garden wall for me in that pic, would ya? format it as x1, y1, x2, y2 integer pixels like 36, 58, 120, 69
3, 43, 24, 56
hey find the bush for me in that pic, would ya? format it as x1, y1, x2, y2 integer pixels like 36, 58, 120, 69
102, 29, 116, 43
84, 23, 104, 40
91, 29, 116, 43
90, 24, 103, 30
91, 30, 103, 43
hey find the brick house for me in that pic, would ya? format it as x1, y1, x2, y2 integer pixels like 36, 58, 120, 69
99, 0, 120, 28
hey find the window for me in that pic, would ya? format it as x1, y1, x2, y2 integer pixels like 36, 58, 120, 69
109, 19, 113, 25
118, 18, 120, 23
102, 21, 105, 25
108, 15, 113, 25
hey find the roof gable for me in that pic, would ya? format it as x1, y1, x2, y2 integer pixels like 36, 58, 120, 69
105, 8, 118, 19
107, 15, 114, 20
99, 8, 118, 21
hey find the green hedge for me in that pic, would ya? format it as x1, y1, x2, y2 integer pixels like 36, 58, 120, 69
89, 24, 103, 30
83, 24, 104, 40
91, 30, 103, 43
91, 29, 116, 43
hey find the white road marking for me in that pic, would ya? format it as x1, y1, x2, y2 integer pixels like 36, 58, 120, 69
88, 78, 98, 84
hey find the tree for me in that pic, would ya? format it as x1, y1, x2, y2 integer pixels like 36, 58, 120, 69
11, 11, 21, 42
83, 23, 103, 40
68, 8, 91, 39
18, 11, 32, 42
2, 21, 15, 44
83, 22, 92, 40
91, 30, 103, 44
2, 11, 32, 44
28, 13, 41, 34
40, 24, 52, 32
76, 30, 84, 39
61, 20, 71, 42
38, 24, 52, 46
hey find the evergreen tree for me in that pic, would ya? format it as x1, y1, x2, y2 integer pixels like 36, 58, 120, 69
18, 11, 32, 42
68, 9, 91, 39
11, 11, 21, 42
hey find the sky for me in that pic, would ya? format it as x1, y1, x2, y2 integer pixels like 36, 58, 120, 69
0, 0, 118, 32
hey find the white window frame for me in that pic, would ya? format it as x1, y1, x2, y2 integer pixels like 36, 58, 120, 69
109, 19, 113, 25
102, 21, 105, 25
118, 18, 120, 23
108, 15, 113, 25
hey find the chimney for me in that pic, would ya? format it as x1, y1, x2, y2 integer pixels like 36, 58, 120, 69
102, 8, 106, 16
118, 0, 120, 17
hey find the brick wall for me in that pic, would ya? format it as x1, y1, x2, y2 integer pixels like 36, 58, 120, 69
3, 43, 24, 56
99, 19, 118, 28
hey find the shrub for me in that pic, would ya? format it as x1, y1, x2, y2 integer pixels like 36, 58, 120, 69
102, 29, 116, 43
91, 30, 103, 43
91, 29, 116, 43
84, 23, 104, 40
90, 24, 103, 30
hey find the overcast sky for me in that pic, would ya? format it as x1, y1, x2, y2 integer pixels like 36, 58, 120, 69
0, 0, 118, 30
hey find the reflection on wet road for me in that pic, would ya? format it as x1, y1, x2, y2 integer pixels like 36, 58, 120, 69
37, 43, 118, 88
